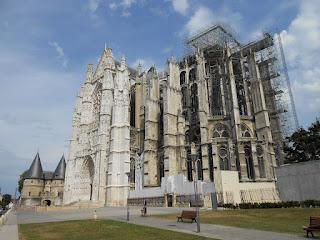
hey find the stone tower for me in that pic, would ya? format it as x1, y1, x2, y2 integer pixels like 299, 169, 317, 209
63, 48, 131, 206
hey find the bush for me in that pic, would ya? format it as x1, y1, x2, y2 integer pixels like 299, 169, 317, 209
222, 203, 237, 209
281, 201, 300, 208
302, 200, 320, 208
220, 200, 320, 209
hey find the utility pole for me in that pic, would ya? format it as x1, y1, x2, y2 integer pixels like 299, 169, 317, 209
190, 142, 201, 233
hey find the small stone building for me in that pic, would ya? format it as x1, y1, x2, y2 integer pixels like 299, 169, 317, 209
20, 153, 66, 207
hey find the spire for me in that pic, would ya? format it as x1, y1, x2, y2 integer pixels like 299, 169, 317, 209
137, 62, 142, 75
85, 64, 94, 83
26, 152, 43, 179
119, 55, 126, 71
52, 155, 66, 180
94, 46, 115, 77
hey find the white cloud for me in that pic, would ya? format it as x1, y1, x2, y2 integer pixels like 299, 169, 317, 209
185, 6, 242, 36
109, 2, 117, 10
104, 0, 137, 17
48, 41, 68, 68
88, 0, 100, 14
121, 11, 132, 17
0, 48, 79, 171
120, 0, 136, 9
280, 0, 320, 125
186, 6, 214, 35
166, 0, 189, 15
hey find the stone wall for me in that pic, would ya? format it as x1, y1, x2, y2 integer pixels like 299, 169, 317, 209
276, 161, 320, 201
214, 170, 279, 204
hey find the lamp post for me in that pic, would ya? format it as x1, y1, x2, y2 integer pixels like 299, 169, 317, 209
189, 142, 201, 233
126, 172, 131, 221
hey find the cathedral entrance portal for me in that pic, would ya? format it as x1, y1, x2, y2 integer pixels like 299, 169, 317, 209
83, 156, 95, 201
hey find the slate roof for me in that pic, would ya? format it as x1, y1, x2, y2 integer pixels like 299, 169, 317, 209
43, 171, 54, 180
25, 152, 43, 179
25, 153, 66, 180
52, 155, 66, 180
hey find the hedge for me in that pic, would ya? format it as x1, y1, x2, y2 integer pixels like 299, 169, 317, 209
219, 200, 320, 209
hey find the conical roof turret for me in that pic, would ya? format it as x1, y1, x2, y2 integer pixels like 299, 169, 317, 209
26, 152, 43, 179
52, 155, 66, 180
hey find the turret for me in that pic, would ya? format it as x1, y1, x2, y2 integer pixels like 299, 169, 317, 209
25, 152, 43, 179
52, 155, 66, 180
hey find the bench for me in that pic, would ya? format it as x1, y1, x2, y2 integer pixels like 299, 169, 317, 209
177, 210, 197, 223
303, 216, 320, 238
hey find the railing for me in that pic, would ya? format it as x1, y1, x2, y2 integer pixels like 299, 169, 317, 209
128, 196, 164, 207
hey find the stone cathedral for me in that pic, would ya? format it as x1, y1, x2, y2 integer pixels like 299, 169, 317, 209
64, 25, 283, 207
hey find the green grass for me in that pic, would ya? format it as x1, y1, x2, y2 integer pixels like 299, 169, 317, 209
154, 208, 320, 235
18, 219, 214, 240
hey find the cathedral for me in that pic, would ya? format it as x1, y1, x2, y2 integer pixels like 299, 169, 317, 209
63, 25, 284, 207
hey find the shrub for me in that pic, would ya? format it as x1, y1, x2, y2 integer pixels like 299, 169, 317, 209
302, 200, 320, 208
219, 200, 320, 209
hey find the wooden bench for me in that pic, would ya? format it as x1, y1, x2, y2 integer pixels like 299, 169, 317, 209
303, 216, 320, 238
177, 210, 197, 223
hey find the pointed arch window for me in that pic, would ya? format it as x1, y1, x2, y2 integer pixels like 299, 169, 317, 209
186, 147, 193, 181
180, 71, 186, 85
219, 145, 230, 170
240, 124, 252, 138
244, 145, 255, 180
189, 68, 196, 82
159, 153, 165, 183
130, 157, 135, 183
256, 145, 266, 178
212, 123, 230, 138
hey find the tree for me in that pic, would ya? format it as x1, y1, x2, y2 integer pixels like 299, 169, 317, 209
0, 194, 12, 209
18, 170, 28, 193
284, 120, 320, 163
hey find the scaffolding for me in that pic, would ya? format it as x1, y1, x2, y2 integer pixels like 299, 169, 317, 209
255, 33, 299, 139
187, 25, 240, 49
184, 24, 299, 165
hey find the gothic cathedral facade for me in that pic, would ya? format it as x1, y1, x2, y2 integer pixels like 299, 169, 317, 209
64, 26, 282, 206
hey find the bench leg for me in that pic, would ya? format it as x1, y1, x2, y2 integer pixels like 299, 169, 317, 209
306, 230, 314, 238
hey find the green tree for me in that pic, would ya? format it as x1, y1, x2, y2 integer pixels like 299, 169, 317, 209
284, 120, 320, 163
18, 171, 28, 193
0, 194, 12, 209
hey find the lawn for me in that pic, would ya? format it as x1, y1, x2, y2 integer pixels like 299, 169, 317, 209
154, 208, 320, 235
18, 219, 214, 240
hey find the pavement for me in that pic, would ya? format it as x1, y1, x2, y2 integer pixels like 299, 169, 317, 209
0, 211, 19, 240
0, 206, 311, 240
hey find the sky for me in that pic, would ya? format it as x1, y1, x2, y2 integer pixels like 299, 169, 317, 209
0, 0, 319, 195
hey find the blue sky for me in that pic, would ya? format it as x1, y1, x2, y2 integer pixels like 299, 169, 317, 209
0, 0, 319, 195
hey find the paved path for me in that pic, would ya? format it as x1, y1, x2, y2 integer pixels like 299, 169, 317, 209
6, 206, 310, 240
116, 215, 307, 240
0, 211, 19, 240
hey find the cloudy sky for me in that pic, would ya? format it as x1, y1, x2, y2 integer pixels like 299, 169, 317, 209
0, 0, 319, 195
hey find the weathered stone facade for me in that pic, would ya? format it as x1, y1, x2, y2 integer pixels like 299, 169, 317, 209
64, 25, 283, 206
20, 153, 66, 207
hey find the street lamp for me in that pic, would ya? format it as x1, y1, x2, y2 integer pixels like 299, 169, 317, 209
126, 172, 131, 221
189, 142, 201, 233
